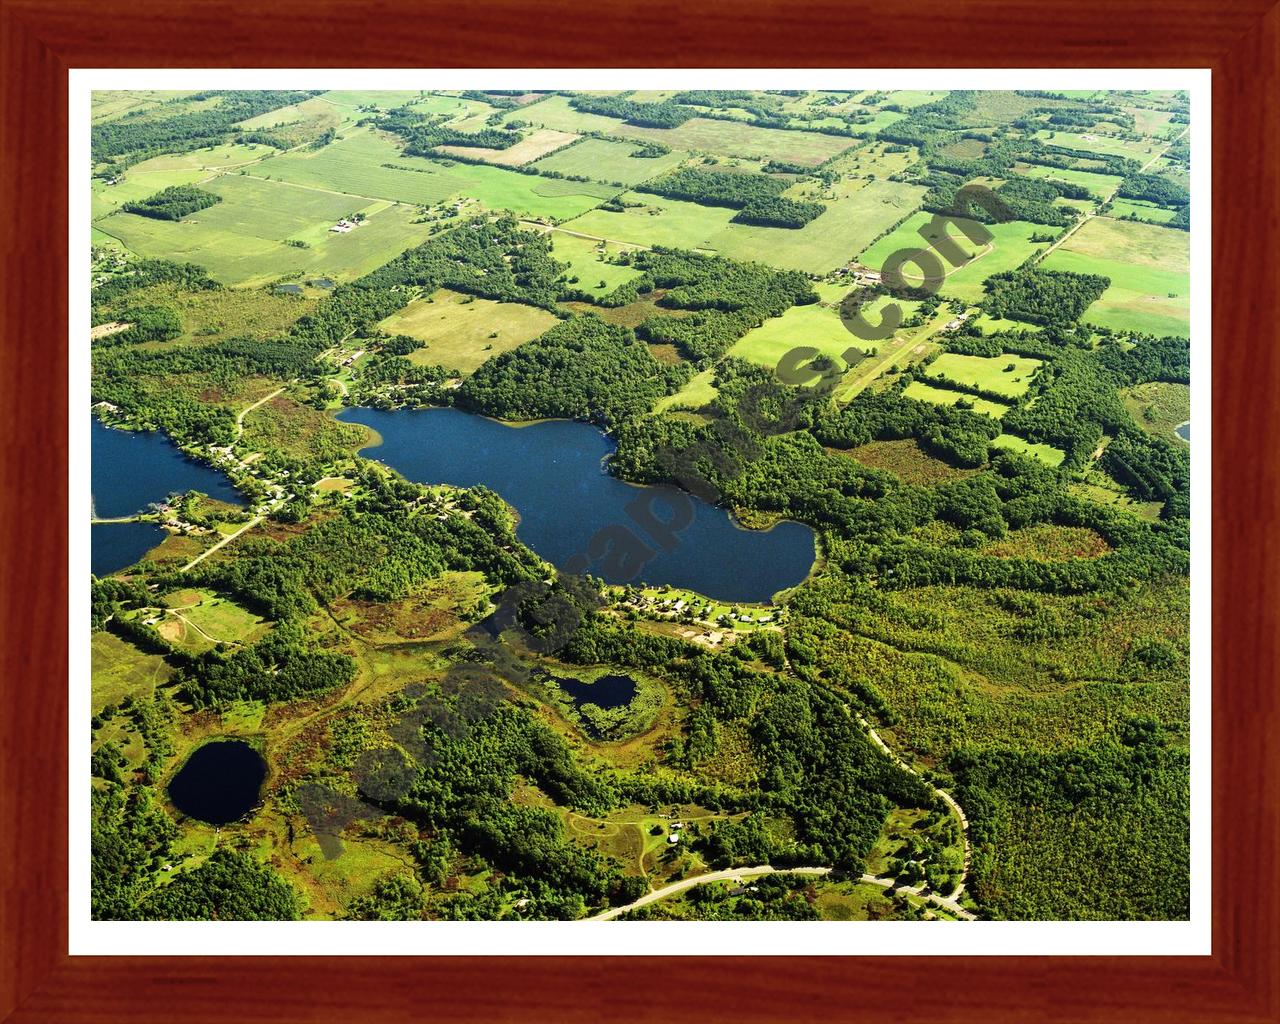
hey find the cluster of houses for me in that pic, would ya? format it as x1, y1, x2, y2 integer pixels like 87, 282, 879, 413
627, 592, 775, 627
329, 218, 364, 234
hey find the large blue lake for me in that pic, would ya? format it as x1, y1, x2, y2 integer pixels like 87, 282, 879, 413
340, 407, 816, 603
91, 416, 242, 576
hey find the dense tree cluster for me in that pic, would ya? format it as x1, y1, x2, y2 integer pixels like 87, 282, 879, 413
93, 305, 182, 346
1117, 172, 1190, 208
982, 268, 1110, 325
121, 185, 222, 221
138, 849, 301, 920
459, 315, 691, 427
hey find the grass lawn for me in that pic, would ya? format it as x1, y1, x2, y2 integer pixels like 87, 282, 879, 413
858, 213, 1050, 304
924, 352, 1042, 398
379, 289, 560, 374
531, 137, 688, 185
1041, 217, 1189, 337
904, 380, 1011, 418
1012, 162, 1123, 199
98, 175, 437, 287
91, 631, 171, 713
990, 432, 1066, 466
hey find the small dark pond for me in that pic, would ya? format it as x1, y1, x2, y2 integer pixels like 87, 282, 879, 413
167, 739, 267, 825
1175, 422, 1190, 442
547, 672, 637, 711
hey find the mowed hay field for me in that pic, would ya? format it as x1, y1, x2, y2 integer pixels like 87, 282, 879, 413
859, 213, 1050, 304
90, 143, 278, 220
1041, 217, 1190, 337
97, 175, 436, 286
561, 179, 923, 274
923, 352, 1042, 398
531, 138, 689, 185
378, 289, 560, 374
1033, 129, 1164, 161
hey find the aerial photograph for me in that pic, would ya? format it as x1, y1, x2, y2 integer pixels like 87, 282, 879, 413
88, 87, 1191, 923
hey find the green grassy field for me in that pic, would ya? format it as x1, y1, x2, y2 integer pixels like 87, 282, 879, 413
990, 432, 1066, 466
547, 231, 645, 298
531, 137, 689, 185
1034, 129, 1163, 161
1012, 162, 1123, 198
97, 175, 436, 286
92, 90, 199, 123
1107, 199, 1181, 225
859, 213, 1050, 304
969, 312, 1044, 336
249, 131, 466, 206
653, 367, 719, 414
903, 380, 1011, 418
1041, 217, 1190, 337
562, 179, 923, 275
379, 289, 560, 374
924, 352, 1042, 398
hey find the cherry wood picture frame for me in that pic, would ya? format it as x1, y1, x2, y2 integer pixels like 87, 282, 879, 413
2, 1, 1276, 1020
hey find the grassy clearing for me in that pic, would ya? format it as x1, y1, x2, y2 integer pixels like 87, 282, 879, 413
379, 289, 560, 374
436, 128, 579, 167
838, 438, 977, 485
327, 571, 490, 646
91, 631, 171, 713
990, 433, 1066, 466
1057, 216, 1189, 273
859, 213, 1049, 304
546, 231, 645, 299
1120, 381, 1191, 437
903, 380, 1011, 418
924, 352, 1042, 398
1012, 162, 1122, 199
729, 302, 865, 374
970, 312, 1044, 336
531, 137, 689, 185
99, 175, 436, 287
653, 368, 719, 414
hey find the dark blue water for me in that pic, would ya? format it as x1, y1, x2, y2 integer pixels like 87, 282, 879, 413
168, 739, 267, 825
549, 672, 637, 710
92, 522, 167, 577
1176, 422, 1190, 442
92, 416, 242, 518
339, 407, 816, 603
91, 415, 243, 576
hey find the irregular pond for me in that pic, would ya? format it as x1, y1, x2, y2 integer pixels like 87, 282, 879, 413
167, 739, 267, 825
339, 407, 816, 603
547, 671, 638, 711
1175, 422, 1190, 443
